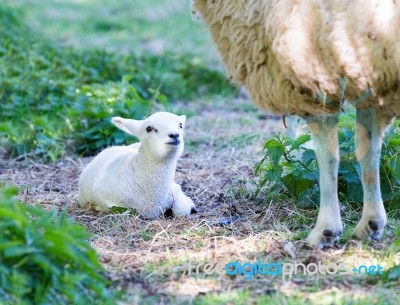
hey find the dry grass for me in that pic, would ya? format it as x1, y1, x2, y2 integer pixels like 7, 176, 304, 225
1, 98, 399, 304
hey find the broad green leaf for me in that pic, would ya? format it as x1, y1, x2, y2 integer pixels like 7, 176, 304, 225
291, 134, 311, 150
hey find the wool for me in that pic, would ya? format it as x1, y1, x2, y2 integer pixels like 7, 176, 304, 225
192, 0, 400, 117
78, 112, 196, 218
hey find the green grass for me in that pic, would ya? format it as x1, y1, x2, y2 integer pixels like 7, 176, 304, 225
191, 290, 400, 305
0, 5, 234, 161
4, 0, 219, 63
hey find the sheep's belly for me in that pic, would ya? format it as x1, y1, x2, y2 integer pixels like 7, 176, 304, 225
193, 0, 400, 116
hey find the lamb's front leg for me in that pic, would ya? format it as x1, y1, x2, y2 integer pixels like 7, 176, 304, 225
170, 183, 197, 217
353, 108, 392, 240
304, 114, 343, 247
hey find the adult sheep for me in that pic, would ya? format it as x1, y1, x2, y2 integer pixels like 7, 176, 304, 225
192, 0, 400, 247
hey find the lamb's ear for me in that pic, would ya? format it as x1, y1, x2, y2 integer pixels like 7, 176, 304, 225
111, 117, 143, 136
180, 115, 186, 126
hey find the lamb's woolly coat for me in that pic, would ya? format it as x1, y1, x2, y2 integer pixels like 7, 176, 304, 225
78, 145, 179, 217
192, 0, 400, 118
78, 112, 195, 218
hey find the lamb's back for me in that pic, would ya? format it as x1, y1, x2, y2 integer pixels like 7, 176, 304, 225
78, 146, 138, 209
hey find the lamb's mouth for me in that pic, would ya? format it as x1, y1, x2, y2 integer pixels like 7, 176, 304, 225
166, 141, 181, 146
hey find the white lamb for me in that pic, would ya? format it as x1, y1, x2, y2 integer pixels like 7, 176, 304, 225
192, 0, 400, 247
78, 112, 197, 218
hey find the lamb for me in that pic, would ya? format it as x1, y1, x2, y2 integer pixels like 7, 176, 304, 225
192, 0, 400, 247
78, 112, 197, 218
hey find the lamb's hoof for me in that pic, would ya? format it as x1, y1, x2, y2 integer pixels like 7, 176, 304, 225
306, 228, 342, 248
190, 207, 198, 214
353, 218, 386, 241
164, 208, 174, 218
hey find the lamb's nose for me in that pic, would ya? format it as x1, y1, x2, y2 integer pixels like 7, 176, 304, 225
169, 133, 179, 139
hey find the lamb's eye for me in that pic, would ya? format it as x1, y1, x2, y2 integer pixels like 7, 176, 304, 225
179, 123, 183, 129
146, 126, 153, 133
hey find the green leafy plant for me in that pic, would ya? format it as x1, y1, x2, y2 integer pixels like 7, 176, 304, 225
69, 76, 164, 155
255, 133, 319, 206
0, 184, 115, 305
0, 6, 234, 161
255, 114, 400, 207
108, 206, 137, 215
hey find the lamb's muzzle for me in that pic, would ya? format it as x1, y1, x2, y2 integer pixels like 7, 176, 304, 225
167, 133, 181, 145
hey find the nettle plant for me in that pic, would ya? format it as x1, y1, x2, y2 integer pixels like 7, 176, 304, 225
0, 185, 115, 305
255, 114, 400, 207
69, 76, 164, 156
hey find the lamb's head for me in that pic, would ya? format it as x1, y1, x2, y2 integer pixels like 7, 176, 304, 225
112, 112, 186, 161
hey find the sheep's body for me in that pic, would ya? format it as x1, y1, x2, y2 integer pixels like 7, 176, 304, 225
192, 0, 399, 247
192, 0, 400, 117
78, 112, 196, 218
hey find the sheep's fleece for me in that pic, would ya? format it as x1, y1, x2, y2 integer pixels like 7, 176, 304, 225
78, 112, 195, 218
192, 0, 400, 117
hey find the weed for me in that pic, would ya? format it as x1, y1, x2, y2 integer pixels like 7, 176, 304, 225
0, 184, 115, 305
255, 114, 400, 208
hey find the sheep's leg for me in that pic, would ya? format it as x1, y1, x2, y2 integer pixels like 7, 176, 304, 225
304, 113, 342, 247
353, 108, 392, 240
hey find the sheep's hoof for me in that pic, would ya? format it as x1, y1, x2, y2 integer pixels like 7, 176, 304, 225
190, 207, 198, 214
352, 218, 386, 241
306, 227, 342, 248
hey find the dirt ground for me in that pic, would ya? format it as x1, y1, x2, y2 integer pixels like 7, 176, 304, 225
1, 97, 399, 304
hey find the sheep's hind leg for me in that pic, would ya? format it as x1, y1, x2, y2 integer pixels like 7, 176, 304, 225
304, 113, 343, 248
353, 108, 392, 241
